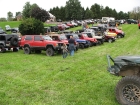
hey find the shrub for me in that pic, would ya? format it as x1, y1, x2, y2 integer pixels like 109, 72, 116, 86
19, 18, 44, 35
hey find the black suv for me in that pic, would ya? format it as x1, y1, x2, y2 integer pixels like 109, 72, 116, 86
0, 34, 19, 53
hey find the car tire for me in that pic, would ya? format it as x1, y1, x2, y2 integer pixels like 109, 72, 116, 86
46, 47, 54, 56
24, 46, 31, 54
115, 76, 140, 105
89, 41, 92, 47
108, 39, 113, 43
10, 36, 19, 46
0, 45, 6, 53
117, 34, 122, 38
79, 44, 84, 49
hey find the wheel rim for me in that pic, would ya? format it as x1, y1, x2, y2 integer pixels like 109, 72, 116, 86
108, 39, 112, 43
24, 48, 29, 54
47, 49, 52, 56
122, 84, 140, 103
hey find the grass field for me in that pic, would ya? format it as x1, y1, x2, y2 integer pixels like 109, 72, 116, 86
0, 21, 58, 30
0, 22, 140, 105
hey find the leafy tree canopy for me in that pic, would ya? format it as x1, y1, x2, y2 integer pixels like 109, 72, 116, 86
19, 18, 44, 35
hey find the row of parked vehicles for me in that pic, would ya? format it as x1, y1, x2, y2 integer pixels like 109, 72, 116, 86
0, 24, 125, 56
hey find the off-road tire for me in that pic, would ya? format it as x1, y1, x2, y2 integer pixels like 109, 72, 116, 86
117, 34, 122, 38
139, 26, 140, 29
89, 41, 92, 47
46, 47, 54, 56
115, 76, 140, 105
108, 39, 113, 43
24, 46, 31, 54
0, 45, 6, 53
98, 40, 102, 45
10, 37, 19, 46
79, 44, 84, 49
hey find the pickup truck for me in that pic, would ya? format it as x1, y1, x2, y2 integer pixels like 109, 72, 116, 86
19, 35, 64, 56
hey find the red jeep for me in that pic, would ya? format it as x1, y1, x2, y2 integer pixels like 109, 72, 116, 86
108, 27, 125, 38
19, 35, 64, 56
78, 33, 98, 46
47, 33, 79, 51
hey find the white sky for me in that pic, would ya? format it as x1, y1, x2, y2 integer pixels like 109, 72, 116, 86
0, 0, 140, 18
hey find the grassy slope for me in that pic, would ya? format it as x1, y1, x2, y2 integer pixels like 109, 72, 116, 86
0, 23, 140, 105
0, 21, 21, 29
0, 21, 57, 30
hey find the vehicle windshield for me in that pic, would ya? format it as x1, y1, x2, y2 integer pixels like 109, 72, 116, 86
73, 34, 79, 39
42, 35, 52, 40
82, 33, 88, 37
59, 34, 67, 40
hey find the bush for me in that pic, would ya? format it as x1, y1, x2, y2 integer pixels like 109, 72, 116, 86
19, 18, 44, 35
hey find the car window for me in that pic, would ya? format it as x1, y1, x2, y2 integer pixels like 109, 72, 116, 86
25, 36, 32, 40
34, 36, 42, 41
42, 36, 52, 40
0, 35, 5, 40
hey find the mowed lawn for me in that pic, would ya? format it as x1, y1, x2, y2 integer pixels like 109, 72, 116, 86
0, 21, 58, 30
0, 23, 140, 105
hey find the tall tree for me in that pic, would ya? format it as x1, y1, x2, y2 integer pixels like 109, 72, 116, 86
90, 3, 101, 19
30, 6, 50, 22
59, 6, 66, 21
22, 2, 32, 18
65, 0, 82, 20
129, 6, 140, 19
7, 11, 13, 21
103, 6, 113, 17
15, 12, 22, 17
22, 2, 38, 18
85, 7, 93, 19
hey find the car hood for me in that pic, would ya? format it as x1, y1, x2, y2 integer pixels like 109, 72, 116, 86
114, 55, 140, 64
76, 39, 86, 42
105, 32, 117, 37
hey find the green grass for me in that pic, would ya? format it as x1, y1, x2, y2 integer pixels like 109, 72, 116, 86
0, 23, 140, 105
0, 21, 21, 29
0, 21, 57, 30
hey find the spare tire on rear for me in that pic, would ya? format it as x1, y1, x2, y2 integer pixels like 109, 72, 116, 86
10, 36, 18, 46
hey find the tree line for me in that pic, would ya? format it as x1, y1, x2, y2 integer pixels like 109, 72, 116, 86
0, 0, 140, 22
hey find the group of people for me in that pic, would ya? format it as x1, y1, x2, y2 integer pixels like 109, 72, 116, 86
61, 35, 76, 58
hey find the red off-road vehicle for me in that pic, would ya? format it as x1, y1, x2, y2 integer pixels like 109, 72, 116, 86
108, 27, 125, 38
78, 33, 98, 46
48, 33, 79, 51
19, 35, 63, 56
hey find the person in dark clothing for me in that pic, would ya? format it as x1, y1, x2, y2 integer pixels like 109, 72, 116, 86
68, 36, 75, 56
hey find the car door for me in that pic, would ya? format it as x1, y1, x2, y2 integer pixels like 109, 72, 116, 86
32, 36, 45, 49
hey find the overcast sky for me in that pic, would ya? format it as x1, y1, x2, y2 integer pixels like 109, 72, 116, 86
0, 0, 139, 18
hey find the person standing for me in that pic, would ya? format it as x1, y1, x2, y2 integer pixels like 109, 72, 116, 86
61, 43, 68, 58
68, 36, 75, 56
